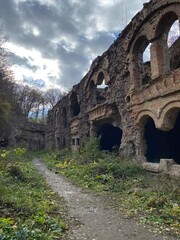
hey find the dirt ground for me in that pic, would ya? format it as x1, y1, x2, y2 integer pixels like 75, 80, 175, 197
33, 159, 178, 240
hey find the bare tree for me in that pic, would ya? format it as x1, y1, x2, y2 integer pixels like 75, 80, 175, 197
16, 85, 43, 118
44, 88, 64, 109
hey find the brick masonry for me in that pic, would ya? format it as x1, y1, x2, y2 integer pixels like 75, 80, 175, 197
46, 0, 180, 174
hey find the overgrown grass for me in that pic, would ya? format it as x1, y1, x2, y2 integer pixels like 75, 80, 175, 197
42, 137, 180, 237
0, 148, 68, 240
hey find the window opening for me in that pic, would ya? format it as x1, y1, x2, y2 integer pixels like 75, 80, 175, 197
168, 20, 180, 70
70, 92, 80, 117
167, 20, 180, 48
142, 43, 151, 85
72, 139, 75, 146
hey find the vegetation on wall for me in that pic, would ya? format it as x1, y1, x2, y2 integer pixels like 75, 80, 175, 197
0, 148, 68, 240
42, 137, 180, 237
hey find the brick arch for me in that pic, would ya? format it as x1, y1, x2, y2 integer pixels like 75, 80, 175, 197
151, 10, 180, 77
130, 35, 151, 89
155, 11, 179, 39
131, 35, 150, 54
136, 110, 157, 127
85, 69, 110, 90
97, 71, 105, 85
96, 70, 110, 85
85, 69, 110, 107
159, 101, 180, 130
127, 1, 180, 52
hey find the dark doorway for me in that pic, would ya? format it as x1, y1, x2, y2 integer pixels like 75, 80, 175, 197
144, 113, 180, 164
97, 123, 122, 152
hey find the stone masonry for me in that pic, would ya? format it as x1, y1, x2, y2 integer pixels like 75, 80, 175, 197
46, 0, 180, 175
2, 111, 45, 150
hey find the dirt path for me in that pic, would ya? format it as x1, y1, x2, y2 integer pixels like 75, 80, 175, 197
33, 159, 178, 240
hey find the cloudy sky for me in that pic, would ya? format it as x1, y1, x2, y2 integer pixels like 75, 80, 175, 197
0, 0, 147, 93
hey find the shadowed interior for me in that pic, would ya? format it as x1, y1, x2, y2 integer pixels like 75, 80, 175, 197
97, 123, 122, 152
144, 112, 180, 164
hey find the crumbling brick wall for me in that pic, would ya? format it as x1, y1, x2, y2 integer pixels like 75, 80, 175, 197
46, 0, 180, 165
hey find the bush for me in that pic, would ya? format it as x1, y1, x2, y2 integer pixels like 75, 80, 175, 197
80, 137, 103, 163
7, 164, 25, 180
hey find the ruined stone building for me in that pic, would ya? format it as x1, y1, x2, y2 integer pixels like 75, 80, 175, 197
46, 0, 180, 173
2, 111, 45, 150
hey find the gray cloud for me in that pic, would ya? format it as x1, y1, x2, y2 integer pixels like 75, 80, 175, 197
0, 0, 147, 91
8, 53, 38, 71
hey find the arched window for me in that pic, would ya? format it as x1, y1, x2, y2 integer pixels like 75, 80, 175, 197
142, 43, 151, 85
168, 20, 180, 70
96, 72, 107, 102
132, 36, 151, 87
155, 12, 180, 73
90, 72, 108, 105
97, 72, 108, 89
70, 92, 80, 117
168, 20, 180, 48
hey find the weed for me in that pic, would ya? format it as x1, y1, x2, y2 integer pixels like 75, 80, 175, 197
0, 148, 68, 240
41, 137, 180, 237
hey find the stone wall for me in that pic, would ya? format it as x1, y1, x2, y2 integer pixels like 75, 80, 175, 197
2, 112, 45, 150
46, 0, 180, 175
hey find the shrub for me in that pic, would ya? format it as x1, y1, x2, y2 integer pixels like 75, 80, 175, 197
80, 137, 103, 163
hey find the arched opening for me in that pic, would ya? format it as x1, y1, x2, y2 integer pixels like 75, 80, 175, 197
96, 123, 122, 152
168, 20, 180, 70
142, 43, 151, 85
155, 12, 180, 73
97, 72, 108, 89
168, 20, 180, 48
133, 36, 151, 87
96, 72, 108, 103
88, 72, 108, 108
97, 80, 108, 89
143, 44, 151, 62
70, 92, 80, 117
62, 107, 67, 128
144, 113, 180, 164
